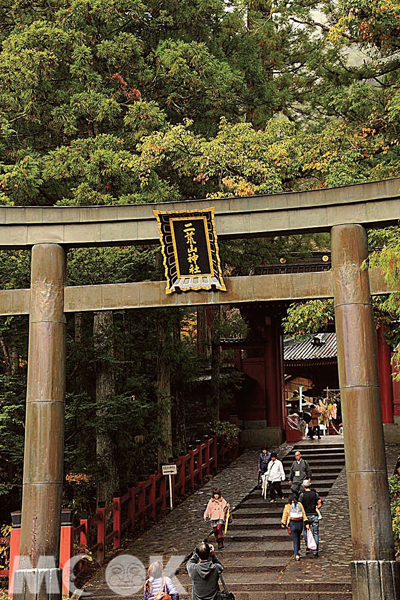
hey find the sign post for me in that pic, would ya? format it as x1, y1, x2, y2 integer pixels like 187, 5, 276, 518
162, 464, 178, 510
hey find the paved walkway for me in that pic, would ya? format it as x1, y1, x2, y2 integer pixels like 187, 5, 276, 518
83, 437, 399, 600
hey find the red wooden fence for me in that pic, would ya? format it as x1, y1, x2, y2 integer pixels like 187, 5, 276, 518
5, 435, 238, 596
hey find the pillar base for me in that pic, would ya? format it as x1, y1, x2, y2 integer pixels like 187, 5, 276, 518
351, 560, 400, 600
13, 568, 62, 600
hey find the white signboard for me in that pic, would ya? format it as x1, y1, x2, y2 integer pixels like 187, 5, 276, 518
162, 464, 178, 476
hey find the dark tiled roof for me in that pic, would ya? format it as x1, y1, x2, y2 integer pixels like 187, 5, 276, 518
284, 333, 337, 362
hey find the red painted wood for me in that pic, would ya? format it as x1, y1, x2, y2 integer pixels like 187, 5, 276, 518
60, 524, 74, 596
189, 450, 195, 490
197, 444, 203, 484
113, 497, 121, 550
128, 487, 136, 532
8, 526, 20, 597
149, 476, 157, 519
178, 456, 186, 496
96, 507, 106, 562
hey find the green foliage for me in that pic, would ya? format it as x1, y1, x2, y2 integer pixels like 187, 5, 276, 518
210, 420, 240, 449
4, 0, 400, 518
283, 300, 335, 339
389, 475, 400, 557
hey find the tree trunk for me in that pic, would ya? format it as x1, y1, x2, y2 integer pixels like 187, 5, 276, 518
197, 306, 212, 358
94, 310, 119, 506
0, 334, 19, 375
173, 311, 186, 454
211, 305, 222, 422
74, 312, 83, 344
156, 312, 173, 465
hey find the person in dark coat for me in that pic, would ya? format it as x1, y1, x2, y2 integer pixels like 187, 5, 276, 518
299, 479, 322, 557
187, 542, 223, 600
257, 447, 271, 476
289, 451, 312, 498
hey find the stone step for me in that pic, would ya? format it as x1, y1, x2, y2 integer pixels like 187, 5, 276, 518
215, 540, 294, 556
284, 450, 345, 456
247, 494, 331, 507
204, 555, 289, 572
281, 483, 333, 491
252, 481, 337, 495
226, 593, 352, 600
233, 508, 285, 518
229, 517, 283, 529
112, 592, 352, 600
285, 447, 345, 454
225, 529, 291, 542
255, 475, 339, 486
282, 457, 345, 465
249, 486, 333, 498
282, 457, 345, 470
173, 574, 352, 593
281, 458, 344, 464
243, 494, 330, 508
291, 465, 344, 472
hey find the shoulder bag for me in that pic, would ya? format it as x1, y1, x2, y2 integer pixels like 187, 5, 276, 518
217, 573, 235, 600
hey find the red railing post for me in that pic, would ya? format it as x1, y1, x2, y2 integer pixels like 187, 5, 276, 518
196, 441, 204, 484
129, 486, 136, 532
8, 511, 21, 597
149, 475, 157, 519
138, 482, 146, 526
60, 509, 74, 597
79, 513, 89, 572
189, 449, 195, 490
178, 455, 186, 496
97, 505, 106, 562
160, 475, 167, 511
212, 435, 218, 472
113, 496, 121, 550
79, 514, 88, 552
205, 438, 211, 476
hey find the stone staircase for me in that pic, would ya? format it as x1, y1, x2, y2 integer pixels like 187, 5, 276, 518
193, 441, 351, 599
89, 442, 351, 600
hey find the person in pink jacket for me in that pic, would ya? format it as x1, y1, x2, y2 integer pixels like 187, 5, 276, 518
203, 488, 230, 550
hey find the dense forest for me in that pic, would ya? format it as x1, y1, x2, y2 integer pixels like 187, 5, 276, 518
2, 0, 400, 519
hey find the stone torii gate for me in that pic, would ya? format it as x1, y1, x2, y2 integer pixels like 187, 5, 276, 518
1, 178, 400, 600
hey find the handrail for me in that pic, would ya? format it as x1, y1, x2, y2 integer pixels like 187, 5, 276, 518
6, 434, 239, 596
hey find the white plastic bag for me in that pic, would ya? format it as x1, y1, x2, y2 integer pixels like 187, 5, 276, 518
307, 527, 317, 551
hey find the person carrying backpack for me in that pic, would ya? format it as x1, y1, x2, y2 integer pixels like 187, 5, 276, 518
298, 479, 323, 557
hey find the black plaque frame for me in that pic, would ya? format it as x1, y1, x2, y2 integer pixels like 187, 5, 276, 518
153, 207, 226, 294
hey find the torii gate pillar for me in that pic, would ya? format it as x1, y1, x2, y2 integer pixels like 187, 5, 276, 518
14, 244, 66, 600
331, 224, 400, 600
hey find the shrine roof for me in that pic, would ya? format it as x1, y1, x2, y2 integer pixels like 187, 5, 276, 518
284, 333, 337, 362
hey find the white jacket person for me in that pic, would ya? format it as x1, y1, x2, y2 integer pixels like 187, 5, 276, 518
266, 457, 285, 482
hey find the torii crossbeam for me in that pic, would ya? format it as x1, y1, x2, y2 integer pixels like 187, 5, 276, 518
3, 178, 400, 600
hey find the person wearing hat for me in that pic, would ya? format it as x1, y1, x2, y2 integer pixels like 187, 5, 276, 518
298, 479, 322, 557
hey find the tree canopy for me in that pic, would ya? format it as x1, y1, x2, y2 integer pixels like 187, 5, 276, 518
2, 0, 400, 516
